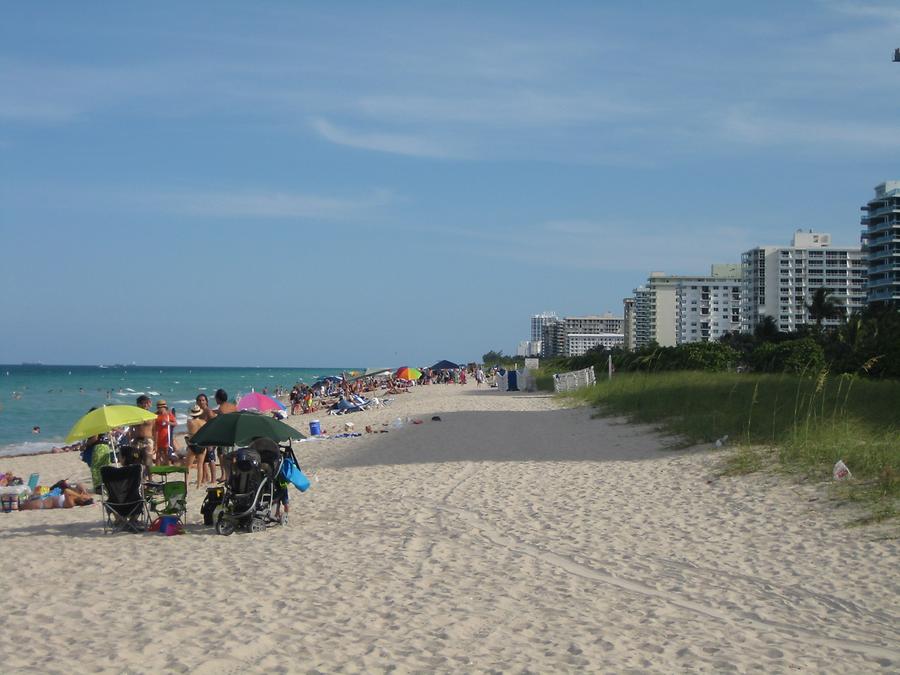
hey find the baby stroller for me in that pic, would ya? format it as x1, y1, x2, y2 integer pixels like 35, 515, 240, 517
215, 437, 290, 536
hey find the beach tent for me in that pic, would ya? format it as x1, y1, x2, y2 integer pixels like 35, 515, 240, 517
430, 360, 460, 370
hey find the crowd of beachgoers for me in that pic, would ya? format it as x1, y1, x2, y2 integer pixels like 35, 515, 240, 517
1, 365, 492, 512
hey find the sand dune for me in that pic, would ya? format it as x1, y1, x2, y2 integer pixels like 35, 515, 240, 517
0, 383, 897, 673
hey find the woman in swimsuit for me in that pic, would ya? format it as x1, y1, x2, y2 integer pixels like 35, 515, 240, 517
21, 483, 93, 510
184, 405, 207, 488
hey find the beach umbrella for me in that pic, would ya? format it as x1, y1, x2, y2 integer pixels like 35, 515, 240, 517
395, 366, 422, 381
312, 375, 343, 388
65, 405, 159, 442
189, 411, 305, 447
237, 392, 286, 413
430, 360, 460, 370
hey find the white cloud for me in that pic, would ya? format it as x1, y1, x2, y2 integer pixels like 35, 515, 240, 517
310, 117, 464, 159
719, 107, 900, 149
162, 187, 395, 220
357, 92, 638, 127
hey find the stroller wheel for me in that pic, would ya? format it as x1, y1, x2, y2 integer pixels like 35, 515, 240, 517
279, 513, 289, 527
250, 517, 266, 533
215, 513, 235, 536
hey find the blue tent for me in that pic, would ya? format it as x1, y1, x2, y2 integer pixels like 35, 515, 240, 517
430, 360, 460, 370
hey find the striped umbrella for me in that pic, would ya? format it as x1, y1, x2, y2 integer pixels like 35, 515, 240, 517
395, 366, 422, 381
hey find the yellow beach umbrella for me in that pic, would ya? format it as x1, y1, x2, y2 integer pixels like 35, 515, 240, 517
65, 404, 158, 442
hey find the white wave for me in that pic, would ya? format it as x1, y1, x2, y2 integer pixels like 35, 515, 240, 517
0, 440, 63, 458
147, 391, 160, 396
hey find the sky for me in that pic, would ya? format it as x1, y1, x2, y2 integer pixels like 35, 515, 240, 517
1, 1, 899, 367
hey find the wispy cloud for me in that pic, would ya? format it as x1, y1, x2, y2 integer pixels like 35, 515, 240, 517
157, 187, 395, 220
310, 118, 464, 159
357, 92, 638, 127
410, 219, 755, 275
719, 107, 900, 149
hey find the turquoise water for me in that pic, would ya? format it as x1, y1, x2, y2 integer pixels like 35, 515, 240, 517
0, 364, 355, 457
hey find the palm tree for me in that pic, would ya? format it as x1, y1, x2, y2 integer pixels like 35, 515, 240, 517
806, 287, 843, 329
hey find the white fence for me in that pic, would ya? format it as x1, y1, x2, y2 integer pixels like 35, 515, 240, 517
553, 366, 596, 393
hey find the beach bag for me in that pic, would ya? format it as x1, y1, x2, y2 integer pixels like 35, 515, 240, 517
80, 444, 94, 467
201, 487, 225, 526
281, 457, 311, 492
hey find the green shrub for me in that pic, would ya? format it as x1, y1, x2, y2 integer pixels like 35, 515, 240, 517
750, 338, 824, 374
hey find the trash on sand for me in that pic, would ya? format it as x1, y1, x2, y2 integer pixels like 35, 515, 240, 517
833, 459, 852, 481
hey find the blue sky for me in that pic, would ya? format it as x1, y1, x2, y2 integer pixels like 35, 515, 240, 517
1, 1, 898, 366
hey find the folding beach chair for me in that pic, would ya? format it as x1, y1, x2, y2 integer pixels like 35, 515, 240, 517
146, 465, 187, 525
100, 464, 149, 534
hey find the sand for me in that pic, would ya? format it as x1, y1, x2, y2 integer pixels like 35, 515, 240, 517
0, 383, 898, 673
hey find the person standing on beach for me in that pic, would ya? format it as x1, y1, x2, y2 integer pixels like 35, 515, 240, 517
196, 392, 215, 421
214, 388, 237, 415
184, 404, 207, 488
213, 389, 237, 480
154, 400, 177, 465
130, 395, 156, 476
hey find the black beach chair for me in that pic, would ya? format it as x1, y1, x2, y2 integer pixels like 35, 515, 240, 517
100, 464, 149, 533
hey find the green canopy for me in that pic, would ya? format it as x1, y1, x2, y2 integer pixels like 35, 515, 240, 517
189, 411, 305, 447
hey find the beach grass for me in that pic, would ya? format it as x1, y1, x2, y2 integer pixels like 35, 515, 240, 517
565, 371, 900, 514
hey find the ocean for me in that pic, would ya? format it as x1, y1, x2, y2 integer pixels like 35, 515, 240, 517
0, 364, 355, 457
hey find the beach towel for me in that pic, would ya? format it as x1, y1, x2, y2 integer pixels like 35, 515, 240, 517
90, 443, 113, 490
281, 457, 310, 492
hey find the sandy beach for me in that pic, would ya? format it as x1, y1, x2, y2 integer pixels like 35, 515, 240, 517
0, 382, 897, 673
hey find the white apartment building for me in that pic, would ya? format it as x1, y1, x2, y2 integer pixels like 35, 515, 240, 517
861, 181, 900, 306
564, 313, 624, 335
516, 341, 543, 357
537, 313, 625, 357
565, 333, 624, 356
741, 230, 866, 333
530, 312, 558, 342
630, 265, 742, 349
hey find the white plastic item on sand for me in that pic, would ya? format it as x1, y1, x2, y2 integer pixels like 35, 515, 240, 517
833, 459, 852, 481
392, 417, 404, 429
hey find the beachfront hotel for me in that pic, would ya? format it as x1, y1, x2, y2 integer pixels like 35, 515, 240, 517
628, 266, 742, 349
860, 181, 900, 307
741, 230, 866, 334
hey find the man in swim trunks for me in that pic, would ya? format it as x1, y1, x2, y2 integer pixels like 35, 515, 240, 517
130, 395, 155, 476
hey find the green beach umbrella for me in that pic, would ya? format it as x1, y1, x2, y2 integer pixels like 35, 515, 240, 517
189, 411, 305, 447
65, 404, 159, 442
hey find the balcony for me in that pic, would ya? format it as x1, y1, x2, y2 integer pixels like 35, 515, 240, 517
868, 262, 900, 275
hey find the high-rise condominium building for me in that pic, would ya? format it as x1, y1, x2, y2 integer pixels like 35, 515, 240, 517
631, 287, 653, 350
741, 230, 866, 334
538, 313, 625, 357
861, 181, 900, 306
530, 312, 558, 342
562, 313, 624, 356
623, 297, 636, 351
630, 265, 741, 349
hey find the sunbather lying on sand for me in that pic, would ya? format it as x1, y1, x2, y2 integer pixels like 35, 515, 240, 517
20, 483, 94, 510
